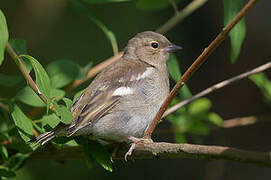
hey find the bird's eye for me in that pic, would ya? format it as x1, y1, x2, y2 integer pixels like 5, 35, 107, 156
151, 42, 159, 49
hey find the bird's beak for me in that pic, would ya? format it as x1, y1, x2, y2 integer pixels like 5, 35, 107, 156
164, 43, 183, 53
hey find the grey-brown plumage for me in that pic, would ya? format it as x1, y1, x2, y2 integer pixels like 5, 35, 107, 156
32, 31, 182, 145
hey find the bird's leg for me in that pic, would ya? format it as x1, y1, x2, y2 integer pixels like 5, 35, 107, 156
124, 136, 153, 161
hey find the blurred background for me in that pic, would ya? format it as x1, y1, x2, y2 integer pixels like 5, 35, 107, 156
1, 0, 271, 179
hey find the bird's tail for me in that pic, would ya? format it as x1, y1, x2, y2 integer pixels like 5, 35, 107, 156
30, 131, 56, 145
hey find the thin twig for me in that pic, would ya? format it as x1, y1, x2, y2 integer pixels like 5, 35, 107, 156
163, 61, 271, 117
0, 102, 9, 113
6, 42, 47, 104
221, 114, 271, 128
169, 0, 179, 15
155, 114, 271, 135
30, 142, 271, 167
144, 0, 259, 138
6, 42, 55, 112
156, 0, 208, 34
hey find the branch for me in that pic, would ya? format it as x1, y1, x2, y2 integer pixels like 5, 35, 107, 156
30, 142, 271, 167
6, 42, 47, 105
163, 61, 271, 117
156, 0, 208, 34
144, 0, 259, 138
6, 42, 55, 111
221, 114, 271, 128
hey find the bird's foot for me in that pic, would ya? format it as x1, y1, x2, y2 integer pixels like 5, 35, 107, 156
124, 136, 153, 161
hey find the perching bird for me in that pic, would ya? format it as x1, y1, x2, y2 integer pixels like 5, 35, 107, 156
32, 31, 182, 159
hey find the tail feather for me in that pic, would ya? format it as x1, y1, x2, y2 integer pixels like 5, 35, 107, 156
30, 131, 56, 145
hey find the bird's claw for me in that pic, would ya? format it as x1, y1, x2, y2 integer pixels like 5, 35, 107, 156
124, 136, 153, 161
124, 143, 136, 161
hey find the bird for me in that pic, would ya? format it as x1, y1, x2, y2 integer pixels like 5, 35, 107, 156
32, 31, 182, 160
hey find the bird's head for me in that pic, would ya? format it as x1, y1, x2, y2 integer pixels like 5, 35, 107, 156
123, 31, 182, 67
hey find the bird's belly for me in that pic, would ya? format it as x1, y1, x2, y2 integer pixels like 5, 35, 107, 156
78, 78, 169, 142
89, 93, 168, 142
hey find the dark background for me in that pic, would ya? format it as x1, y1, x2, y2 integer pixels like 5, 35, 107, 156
1, 0, 271, 179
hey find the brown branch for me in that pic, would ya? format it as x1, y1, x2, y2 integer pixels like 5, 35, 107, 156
6, 42, 47, 105
144, 0, 259, 138
163, 61, 271, 117
6, 42, 55, 112
30, 142, 271, 167
221, 114, 271, 128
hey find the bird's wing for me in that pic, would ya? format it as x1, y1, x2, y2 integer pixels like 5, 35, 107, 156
67, 89, 120, 136
67, 59, 152, 136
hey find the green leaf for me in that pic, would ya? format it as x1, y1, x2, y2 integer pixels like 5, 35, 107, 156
6, 153, 29, 171
175, 133, 186, 143
71, 0, 118, 54
188, 98, 211, 115
62, 97, 73, 109
0, 10, 9, 65
65, 140, 78, 147
0, 166, 16, 178
52, 137, 73, 145
168, 54, 192, 99
223, 0, 246, 63
74, 137, 95, 168
179, 84, 192, 100
0, 73, 22, 87
73, 89, 85, 103
15, 86, 45, 107
9, 38, 31, 73
46, 59, 80, 88
0, 144, 8, 160
21, 55, 51, 109
14, 86, 45, 107
51, 88, 66, 98
77, 61, 93, 80
9, 103, 33, 142
87, 140, 112, 171
15, 87, 64, 107
53, 101, 73, 124
39, 113, 60, 129
189, 121, 209, 135
168, 54, 181, 82
167, 114, 188, 133
249, 73, 271, 103
0, 133, 9, 141
207, 112, 223, 126
83, 0, 129, 4
135, 0, 182, 11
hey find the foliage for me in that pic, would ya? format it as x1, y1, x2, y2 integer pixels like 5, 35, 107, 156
0, 0, 259, 178
250, 73, 271, 107
223, 0, 246, 63
167, 55, 222, 143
